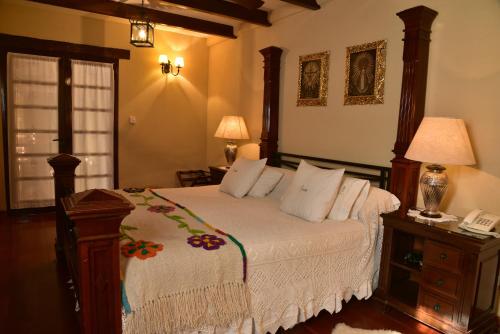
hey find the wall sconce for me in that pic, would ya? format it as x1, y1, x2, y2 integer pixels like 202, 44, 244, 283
159, 55, 184, 76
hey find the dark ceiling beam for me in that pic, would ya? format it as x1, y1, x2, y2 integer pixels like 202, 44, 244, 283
224, 0, 263, 10
29, 0, 236, 39
160, 0, 270, 26
281, 0, 320, 10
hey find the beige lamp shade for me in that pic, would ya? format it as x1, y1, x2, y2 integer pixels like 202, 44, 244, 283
214, 116, 250, 140
405, 117, 476, 165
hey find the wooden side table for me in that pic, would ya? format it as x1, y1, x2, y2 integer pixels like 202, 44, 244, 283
376, 212, 500, 334
209, 166, 229, 184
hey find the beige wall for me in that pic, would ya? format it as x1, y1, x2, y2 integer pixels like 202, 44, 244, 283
0, 0, 209, 210
207, 0, 500, 218
206, 0, 500, 314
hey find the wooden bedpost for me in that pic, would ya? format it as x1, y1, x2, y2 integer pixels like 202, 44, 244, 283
62, 189, 134, 334
47, 153, 81, 261
390, 6, 438, 217
48, 153, 134, 334
259, 46, 282, 166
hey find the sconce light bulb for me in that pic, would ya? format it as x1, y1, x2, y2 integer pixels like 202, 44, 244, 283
158, 54, 168, 65
174, 57, 185, 68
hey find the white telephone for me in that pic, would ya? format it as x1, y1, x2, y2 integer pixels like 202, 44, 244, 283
459, 209, 500, 238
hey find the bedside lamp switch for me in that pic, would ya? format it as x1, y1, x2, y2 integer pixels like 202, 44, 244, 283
129, 116, 137, 125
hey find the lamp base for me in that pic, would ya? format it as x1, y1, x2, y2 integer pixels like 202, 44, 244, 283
419, 164, 448, 219
420, 210, 442, 218
224, 142, 237, 165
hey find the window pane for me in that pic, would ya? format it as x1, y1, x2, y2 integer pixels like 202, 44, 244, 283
73, 133, 113, 154
15, 132, 58, 154
73, 110, 113, 132
11, 55, 58, 83
75, 176, 113, 193
13, 83, 58, 107
15, 108, 58, 131
75, 155, 113, 176
8, 53, 59, 209
16, 156, 54, 178
16, 179, 55, 205
72, 60, 114, 192
73, 87, 112, 110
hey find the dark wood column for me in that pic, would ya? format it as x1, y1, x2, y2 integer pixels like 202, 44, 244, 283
390, 6, 438, 217
47, 153, 81, 261
62, 189, 134, 334
259, 46, 282, 166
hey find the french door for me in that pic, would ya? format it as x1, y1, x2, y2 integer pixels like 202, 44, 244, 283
6, 53, 116, 210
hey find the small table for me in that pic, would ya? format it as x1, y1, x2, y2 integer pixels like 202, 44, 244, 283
375, 212, 500, 334
209, 166, 229, 184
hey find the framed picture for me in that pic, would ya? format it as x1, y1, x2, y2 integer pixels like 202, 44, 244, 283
297, 51, 330, 106
344, 40, 387, 105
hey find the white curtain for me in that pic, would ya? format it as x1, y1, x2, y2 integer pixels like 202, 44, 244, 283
7, 53, 59, 209
71, 60, 114, 192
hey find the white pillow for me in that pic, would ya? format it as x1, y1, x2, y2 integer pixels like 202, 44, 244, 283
328, 177, 370, 220
280, 160, 345, 222
359, 187, 401, 223
219, 157, 267, 198
349, 180, 370, 219
368, 187, 401, 213
248, 167, 284, 197
268, 168, 296, 200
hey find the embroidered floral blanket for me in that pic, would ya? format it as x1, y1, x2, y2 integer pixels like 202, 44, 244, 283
118, 188, 249, 334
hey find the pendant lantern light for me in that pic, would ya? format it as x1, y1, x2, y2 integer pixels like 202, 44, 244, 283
130, 0, 154, 47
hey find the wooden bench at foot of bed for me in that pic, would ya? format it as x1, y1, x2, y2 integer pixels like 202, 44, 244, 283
48, 154, 134, 334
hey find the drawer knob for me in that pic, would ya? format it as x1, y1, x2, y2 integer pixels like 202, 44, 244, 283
435, 279, 445, 287
433, 303, 441, 312
439, 252, 448, 260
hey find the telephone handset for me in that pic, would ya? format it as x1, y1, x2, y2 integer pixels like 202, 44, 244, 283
459, 209, 500, 238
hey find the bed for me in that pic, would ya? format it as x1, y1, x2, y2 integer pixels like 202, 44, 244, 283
49, 152, 395, 334
47, 6, 435, 334
113, 158, 395, 334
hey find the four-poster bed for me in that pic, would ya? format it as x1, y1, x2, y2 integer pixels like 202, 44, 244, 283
46, 5, 465, 334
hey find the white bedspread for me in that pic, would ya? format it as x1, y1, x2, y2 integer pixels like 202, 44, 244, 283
132, 185, 385, 334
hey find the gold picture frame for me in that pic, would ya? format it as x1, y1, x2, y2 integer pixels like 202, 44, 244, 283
344, 40, 386, 105
297, 51, 330, 107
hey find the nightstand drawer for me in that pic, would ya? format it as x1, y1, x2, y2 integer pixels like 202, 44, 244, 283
424, 241, 462, 273
422, 266, 460, 298
420, 290, 455, 322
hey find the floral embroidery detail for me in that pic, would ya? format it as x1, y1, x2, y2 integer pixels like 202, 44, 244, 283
148, 205, 176, 213
187, 234, 226, 250
121, 240, 164, 259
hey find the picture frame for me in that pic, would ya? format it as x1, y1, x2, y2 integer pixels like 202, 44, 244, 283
344, 40, 387, 105
297, 51, 330, 107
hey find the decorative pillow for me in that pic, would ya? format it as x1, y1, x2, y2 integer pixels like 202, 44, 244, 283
280, 160, 345, 222
248, 167, 284, 197
328, 177, 370, 220
359, 187, 401, 223
219, 157, 267, 198
349, 180, 370, 219
268, 168, 296, 200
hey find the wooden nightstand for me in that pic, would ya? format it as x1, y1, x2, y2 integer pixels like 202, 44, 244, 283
209, 166, 229, 184
376, 213, 500, 334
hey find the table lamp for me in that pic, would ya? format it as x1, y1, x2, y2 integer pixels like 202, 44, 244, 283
214, 115, 250, 165
405, 117, 476, 218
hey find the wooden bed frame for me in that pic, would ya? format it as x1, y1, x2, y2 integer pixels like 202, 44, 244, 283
47, 6, 437, 334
